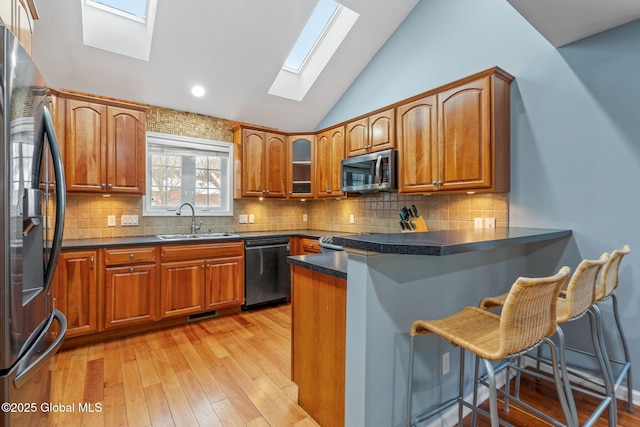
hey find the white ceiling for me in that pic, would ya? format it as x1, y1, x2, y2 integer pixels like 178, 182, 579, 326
32, 0, 418, 132
33, 0, 640, 133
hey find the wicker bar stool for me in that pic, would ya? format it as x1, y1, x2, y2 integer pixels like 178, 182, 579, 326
405, 266, 572, 427
481, 253, 612, 427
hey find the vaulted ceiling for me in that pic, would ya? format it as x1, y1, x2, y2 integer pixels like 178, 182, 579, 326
32, 0, 640, 133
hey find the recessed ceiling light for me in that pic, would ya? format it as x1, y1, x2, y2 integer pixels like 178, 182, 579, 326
191, 85, 205, 97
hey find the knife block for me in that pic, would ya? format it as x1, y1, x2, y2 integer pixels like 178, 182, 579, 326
401, 216, 429, 232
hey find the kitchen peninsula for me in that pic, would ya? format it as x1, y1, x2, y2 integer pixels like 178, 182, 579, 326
288, 227, 572, 427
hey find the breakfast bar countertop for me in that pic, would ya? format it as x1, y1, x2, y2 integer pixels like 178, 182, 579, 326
332, 227, 572, 256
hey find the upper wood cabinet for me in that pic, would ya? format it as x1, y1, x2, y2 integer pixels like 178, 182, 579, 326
1, 0, 37, 56
236, 127, 287, 198
287, 134, 315, 199
345, 108, 395, 157
315, 126, 345, 198
398, 69, 513, 194
59, 92, 147, 195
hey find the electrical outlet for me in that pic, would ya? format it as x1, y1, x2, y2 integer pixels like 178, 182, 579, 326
484, 217, 496, 228
303, 214, 308, 222
248, 214, 254, 224
238, 214, 248, 224
474, 218, 483, 229
442, 352, 450, 375
349, 214, 355, 224
107, 215, 116, 227
121, 215, 139, 226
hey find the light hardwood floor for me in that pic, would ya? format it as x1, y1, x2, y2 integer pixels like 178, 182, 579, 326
48, 304, 639, 427
49, 304, 319, 427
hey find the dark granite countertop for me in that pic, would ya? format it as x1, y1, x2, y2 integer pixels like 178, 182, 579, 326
61, 229, 350, 249
288, 251, 347, 280
332, 227, 572, 256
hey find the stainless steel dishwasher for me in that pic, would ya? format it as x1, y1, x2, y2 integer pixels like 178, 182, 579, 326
244, 237, 291, 309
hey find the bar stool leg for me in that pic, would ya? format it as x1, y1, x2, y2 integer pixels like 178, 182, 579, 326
481, 358, 499, 427
471, 352, 479, 426
544, 336, 577, 427
590, 305, 617, 427
556, 326, 579, 427
611, 294, 633, 412
406, 336, 416, 427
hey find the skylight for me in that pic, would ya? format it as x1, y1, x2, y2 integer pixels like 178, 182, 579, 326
283, 0, 340, 73
91, 0, 148, 20
269, 0, 359, 102
82, 0, 157, 61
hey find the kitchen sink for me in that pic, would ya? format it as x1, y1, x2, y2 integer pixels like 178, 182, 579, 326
156, 234, 202, 240
156, 232, 239, 240
197, 232, 240, 239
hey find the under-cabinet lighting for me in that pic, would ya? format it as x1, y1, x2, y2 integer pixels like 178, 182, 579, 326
466, 191, 476, 195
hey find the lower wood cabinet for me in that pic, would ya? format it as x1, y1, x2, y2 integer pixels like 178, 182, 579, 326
160, 241, 244, 318
104, 264, 156, 328
54, 241, 244, 342
104, 246, 157, 328
53, 250, 98, 337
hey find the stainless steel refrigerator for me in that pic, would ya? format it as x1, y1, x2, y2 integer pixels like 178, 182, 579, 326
0, 27, 67, 426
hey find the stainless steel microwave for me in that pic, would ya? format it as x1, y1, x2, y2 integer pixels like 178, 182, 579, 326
341, 149, 397, 193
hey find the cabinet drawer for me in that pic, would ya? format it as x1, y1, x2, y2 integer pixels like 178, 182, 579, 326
302, 238, 320, 254
104, 246, 156, 265
160, 241, 244, 262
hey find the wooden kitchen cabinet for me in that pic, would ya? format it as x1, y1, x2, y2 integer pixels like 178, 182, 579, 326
0, 0, 37, 56
237, 127, 287, 198
62, 93, 147, 195
160, 241, 244, 318
103, 246, 157, 329
53, 250, 98, 337
287, 134, 315, 198
315, 126, 344, 198
398, 68, 513, 194
345, 108, 395, 157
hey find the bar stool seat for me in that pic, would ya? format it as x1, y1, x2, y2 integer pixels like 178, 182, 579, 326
406, 266, 572, 427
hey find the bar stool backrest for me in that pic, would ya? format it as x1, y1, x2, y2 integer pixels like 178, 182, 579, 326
559, 253, 609, 322
597, 245, 631, 301
499, 266, 570, 355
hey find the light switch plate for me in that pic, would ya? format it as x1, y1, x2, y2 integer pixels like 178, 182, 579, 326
484, 217, 496, 228
474, 218, 483, 229
238, 214, 248, 224
107, 215, 116, 227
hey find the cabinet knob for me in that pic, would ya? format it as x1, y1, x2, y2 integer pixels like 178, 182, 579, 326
107, 183, 113, 189
289, 191, 293, 195
202, 264, 206, 268
129, 253, 135, 259
101, 183, 106, 188
129, 267, 134, 273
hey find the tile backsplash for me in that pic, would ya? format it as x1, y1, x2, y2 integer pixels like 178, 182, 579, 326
63, 192, 507, 240
61, 103, 508, 240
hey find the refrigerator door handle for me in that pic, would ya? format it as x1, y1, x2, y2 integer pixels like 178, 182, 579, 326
42, 105, 66, 295
13, 308, 67, 389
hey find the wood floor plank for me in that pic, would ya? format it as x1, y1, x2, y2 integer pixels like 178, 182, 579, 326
176, 370, 222, 427
210, 364, 262, 423
212, 399, 248, 427
103, 339, 123, 388
162, 383, 200, 427
103, 383, 128, 427
144, 383, 175, 427
121, 359, 152, 427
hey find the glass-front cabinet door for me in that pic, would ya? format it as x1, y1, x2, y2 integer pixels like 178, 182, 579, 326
287, 135, 315, 199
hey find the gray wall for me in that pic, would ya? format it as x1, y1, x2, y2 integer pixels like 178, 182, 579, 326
319, 0, 640, 401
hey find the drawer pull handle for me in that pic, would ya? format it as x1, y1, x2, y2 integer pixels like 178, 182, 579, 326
129, 267, 134, 273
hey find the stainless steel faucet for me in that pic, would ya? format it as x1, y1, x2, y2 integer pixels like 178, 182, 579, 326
177, 202, 201, 234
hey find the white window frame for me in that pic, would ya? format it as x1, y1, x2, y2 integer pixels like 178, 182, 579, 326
143, 132, 234, 217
